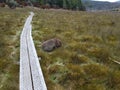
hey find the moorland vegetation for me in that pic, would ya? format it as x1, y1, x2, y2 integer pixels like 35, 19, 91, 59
32, 9, 120, 90
0, 7, 120, 90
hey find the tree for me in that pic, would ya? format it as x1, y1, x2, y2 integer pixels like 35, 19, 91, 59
2, 0, 86, 10
63, 0, 67, 9
39, 0, 44, 5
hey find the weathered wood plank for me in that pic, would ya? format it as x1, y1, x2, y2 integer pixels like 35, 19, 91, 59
27, 24, 47, 90
20, 16, 33, 90
20, 12, 47, 90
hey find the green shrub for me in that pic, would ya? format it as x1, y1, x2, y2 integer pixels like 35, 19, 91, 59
7, 0, 19, 9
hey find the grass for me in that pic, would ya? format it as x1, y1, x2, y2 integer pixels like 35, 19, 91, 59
0, 8, 28, 90
32, 9, 120, 90
0, 7, 120, 90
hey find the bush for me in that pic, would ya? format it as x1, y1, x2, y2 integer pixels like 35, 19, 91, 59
7, 0, 19, 9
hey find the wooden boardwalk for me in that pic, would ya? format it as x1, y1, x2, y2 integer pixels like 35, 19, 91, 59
20, 12, 47, 90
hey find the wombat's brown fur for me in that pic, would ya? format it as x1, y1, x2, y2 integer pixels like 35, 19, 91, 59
42, 38, 62, 52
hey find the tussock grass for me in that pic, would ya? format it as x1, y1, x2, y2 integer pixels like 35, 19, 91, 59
32, 9, 120, 90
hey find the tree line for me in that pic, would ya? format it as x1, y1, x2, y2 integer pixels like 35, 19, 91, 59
0, 0, 85, 10
38, 0, 85, 10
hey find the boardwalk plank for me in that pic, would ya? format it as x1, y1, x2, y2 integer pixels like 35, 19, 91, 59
20, 12, 47, 90
20, 19, 33, 90
27, 25, 47, 90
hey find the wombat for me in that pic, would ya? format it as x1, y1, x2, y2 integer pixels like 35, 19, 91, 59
42, 38, 62, 52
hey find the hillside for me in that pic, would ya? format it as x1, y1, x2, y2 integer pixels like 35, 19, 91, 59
82, 0, 120, 11
0, 8, 120, 90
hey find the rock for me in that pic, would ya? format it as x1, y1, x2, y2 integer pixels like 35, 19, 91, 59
42, 38, 62, 52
